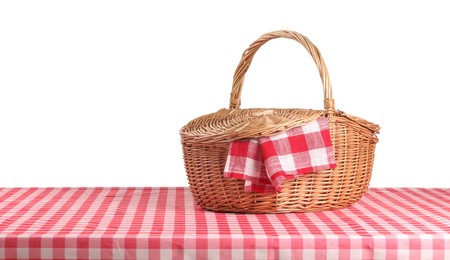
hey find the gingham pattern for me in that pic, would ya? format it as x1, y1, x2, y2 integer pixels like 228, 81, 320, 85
0, 187, 449, 260
224, 117, 336, 192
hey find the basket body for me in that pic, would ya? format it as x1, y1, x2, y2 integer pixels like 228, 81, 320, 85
180, 31, 380, 213
181, 109, 378, 213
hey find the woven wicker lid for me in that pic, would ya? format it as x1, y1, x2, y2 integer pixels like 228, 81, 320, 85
180, 108, 324, 143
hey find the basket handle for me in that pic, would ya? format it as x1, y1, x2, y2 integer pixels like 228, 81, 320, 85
229, 30, 335, 114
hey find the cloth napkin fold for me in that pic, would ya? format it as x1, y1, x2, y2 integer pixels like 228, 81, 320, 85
224, 117, 336, 193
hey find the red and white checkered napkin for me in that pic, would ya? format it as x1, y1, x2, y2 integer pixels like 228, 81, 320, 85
224, 117, 336, 193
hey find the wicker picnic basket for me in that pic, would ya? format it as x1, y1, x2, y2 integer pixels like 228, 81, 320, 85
180, 30, 380, 213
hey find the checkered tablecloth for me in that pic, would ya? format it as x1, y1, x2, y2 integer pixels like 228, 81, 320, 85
0, 187, 449, 260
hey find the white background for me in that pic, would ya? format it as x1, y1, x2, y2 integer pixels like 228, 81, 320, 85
1, 1, 449, 188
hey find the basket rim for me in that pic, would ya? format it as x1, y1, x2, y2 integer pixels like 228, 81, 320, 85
180, 108, 379, 143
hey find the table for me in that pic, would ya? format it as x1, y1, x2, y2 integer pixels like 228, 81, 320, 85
0, 187, 449, 260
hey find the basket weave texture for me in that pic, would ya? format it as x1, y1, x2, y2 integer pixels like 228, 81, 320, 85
180, 30, 380, 213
